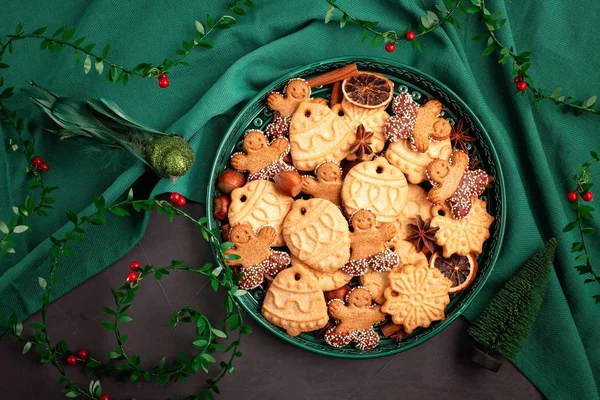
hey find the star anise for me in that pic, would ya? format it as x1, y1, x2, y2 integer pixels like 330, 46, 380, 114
406, 215, 439, 254
349, 124, 374, 159
450, 119, 476, 153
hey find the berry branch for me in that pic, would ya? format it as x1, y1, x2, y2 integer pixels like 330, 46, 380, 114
322, 0, 600, 116
0, 192, 247, 399
324, 0, 464, 52
564, 149, 600, 304
0, 129, 57, 258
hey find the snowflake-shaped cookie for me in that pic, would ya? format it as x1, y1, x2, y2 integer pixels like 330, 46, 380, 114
382, 264, 451, 333
430, 198, 494, 257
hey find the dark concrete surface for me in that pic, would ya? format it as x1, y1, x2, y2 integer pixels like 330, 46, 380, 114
0, 200, 543, 400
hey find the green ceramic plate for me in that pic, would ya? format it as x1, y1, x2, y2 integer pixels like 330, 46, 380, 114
206, 57, 505, 359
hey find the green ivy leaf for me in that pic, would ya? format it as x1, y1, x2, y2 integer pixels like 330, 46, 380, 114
65, 391, 80, 398
325, 6, 335, 23
334, 13, 344, 28
232, 6, 246, 16
193, 339, 208, 348
22, 342, 32, 354
0, 220, 9, 234
195, 20, 205, 34
95, 59, 104, 75
102, 44, 110, 58
585, 96, 597, 108
118, 315, 133, 323
201, 353, 216, 363
563, 221, 577, 232
38, 277, 47, 289
13, 225, 28, 233
83, 55, 92, 74
211, 328, 227, 338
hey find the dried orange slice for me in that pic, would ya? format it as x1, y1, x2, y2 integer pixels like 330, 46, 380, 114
429, 252, 478, 294
342, 72, 394, 109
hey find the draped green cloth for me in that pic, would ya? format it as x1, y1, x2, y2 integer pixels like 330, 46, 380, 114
1, 1, 598, 398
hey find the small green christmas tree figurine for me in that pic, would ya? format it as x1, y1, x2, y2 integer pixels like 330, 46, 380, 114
468, 238, 557, 371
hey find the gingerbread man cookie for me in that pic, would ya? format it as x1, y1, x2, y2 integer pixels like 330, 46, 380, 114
325, 287, 386, 350
427, 150, 488, 219
224, 224, 291, 290
301, 161, 343, 206
385, 93, 451, 153
342, 209, 399, 276
230, 130, 294, 181
266, 79, 328, 118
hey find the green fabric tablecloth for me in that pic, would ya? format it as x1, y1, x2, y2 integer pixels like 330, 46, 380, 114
1, 1, 599, 398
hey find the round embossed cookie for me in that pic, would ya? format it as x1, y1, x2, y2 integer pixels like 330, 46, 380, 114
386, 138, 452, 184
262, 263, 329, 337
228, 180, 294, 247
282, 198, 351, 273
341, 157, 408, 222
382, 264, 452, 333
331, 98, 389, 161
289, 101, 355, 171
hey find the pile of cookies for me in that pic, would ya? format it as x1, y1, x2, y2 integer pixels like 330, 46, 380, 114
213, 63, 495, 351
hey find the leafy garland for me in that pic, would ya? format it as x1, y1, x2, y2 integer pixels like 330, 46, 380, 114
323, 0, 600, 116
0, 0, 254, 258
1, 194, 248, 400
0, 1, 257, 398
563, 149, 600, 304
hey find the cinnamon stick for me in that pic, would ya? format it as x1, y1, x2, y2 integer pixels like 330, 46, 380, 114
306, 63, 359, 88
380, 321, 403, 337
330, 81, 343, 107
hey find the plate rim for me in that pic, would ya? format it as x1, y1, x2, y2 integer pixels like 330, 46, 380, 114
206, 55, 506, 359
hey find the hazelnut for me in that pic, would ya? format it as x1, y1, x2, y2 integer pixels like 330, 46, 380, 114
274, 170, 302, 197
324, 285, 351, 302
213, 195, 230, 220
217, 169, 246, 194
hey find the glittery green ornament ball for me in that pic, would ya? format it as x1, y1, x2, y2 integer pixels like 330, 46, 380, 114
145, 135, 194, 180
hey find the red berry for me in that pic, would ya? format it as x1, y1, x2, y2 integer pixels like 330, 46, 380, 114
385, 42, 396, 53
176, 196, 187, 207
130, 261, 141, 271
170, 192, 181, 203
38, 162, 49, 173
31, 156, 43, 166
567, 191, 578, 203
158, 77, 169, 88
405, 31, 416, 41
99, 396, 110, 400
516, 81, 527, 91
583, 191, 594, 202
66, 355, 77, 365
126, 272, 138, 283
77, 349, 89, 361
513, 75, 523, 84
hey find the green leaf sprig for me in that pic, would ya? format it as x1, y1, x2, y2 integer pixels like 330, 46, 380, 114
322, 0, 600, 116
0, 0, 255, 256
563, 148, 600, 304
0, 192, 248, 399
